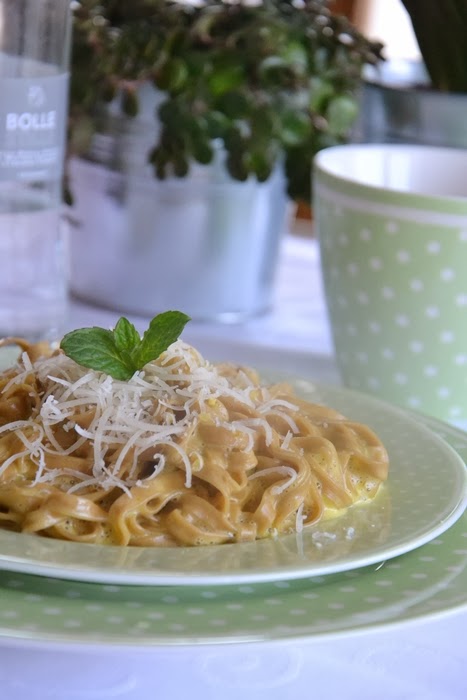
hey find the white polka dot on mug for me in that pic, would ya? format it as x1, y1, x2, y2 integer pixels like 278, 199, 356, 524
314, 144, 467, 428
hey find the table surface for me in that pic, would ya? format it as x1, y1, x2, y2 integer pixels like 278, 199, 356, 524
1, 234, 466, 700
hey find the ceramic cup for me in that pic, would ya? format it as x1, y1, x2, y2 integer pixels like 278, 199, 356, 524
313, 144, 467, 427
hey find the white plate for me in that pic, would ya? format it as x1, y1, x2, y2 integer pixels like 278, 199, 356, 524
0, 379, 465, 586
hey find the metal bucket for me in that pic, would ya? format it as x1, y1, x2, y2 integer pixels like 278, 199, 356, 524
353, 59, 467, 149
68, 87, 288, 322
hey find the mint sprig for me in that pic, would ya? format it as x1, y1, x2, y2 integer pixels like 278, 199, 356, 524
60, 311, 191, 380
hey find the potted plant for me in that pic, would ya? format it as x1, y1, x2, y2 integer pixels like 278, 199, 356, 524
355, 0, 467, 148
67, 0, 382, 321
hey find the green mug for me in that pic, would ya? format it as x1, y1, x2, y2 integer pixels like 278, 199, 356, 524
313, 144, 467, 428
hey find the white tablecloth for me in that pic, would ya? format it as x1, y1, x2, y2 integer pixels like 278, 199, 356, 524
1, 235, 466, 700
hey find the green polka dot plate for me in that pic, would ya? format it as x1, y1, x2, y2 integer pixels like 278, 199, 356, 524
0, 405, 465, 647
0, 381, 465, 591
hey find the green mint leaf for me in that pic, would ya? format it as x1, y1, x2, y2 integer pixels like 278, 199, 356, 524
60, 327, 135, 381
113, 317, 141, 354
132, 310, 191, 369
60, 310, 191, 380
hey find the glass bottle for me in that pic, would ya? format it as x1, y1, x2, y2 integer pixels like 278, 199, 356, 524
0, 0, 71, 341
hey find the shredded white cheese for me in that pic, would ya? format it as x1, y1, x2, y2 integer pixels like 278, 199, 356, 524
248, 465, 298, 494
0, 340, 301, 498
295, 501, 306, 533
281, 430, 293, 450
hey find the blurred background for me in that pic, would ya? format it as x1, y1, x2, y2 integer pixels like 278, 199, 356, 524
295, 0, 421, 230
352, 0, 419, 61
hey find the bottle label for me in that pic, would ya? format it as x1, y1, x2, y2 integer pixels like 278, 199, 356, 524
0, 73, 69, 182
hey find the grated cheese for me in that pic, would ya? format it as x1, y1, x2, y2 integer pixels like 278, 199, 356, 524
0, 419, 37, 435
295, 501, 306, 533
265, 409, 299, 434
0, 449, 30, 477
258, 398, 299, 413
281, 431, 293, 450
238, 418, 274, 446
21, 351, 33, 372
248, 465, 298, 494
0, 340, 300, 498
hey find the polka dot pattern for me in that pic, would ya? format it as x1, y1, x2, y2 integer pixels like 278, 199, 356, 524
0, 393, 465, 647
316, 194, 467, 426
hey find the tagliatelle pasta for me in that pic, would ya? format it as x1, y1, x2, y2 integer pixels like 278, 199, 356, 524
0, 339, 389, 547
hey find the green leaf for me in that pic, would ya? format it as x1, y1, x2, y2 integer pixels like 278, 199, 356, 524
279, 110, 311, 147
217, 91, 249, 119
60, 311, 191, 380
173, 154, 189, 177
133, 311, 191, 368
309, 77, 335, 113
258, 56, 288, 80
204, 110, 229, 139
113, 317, 141, 354
60, 327, 135, 381
208, 64, 244, 97
281, 41, 308, 73
248, 151, 273, 182
326, 95, 358, 136
192, 139, 214, 165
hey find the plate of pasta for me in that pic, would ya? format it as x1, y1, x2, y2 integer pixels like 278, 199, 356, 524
0, 333, 465, 586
